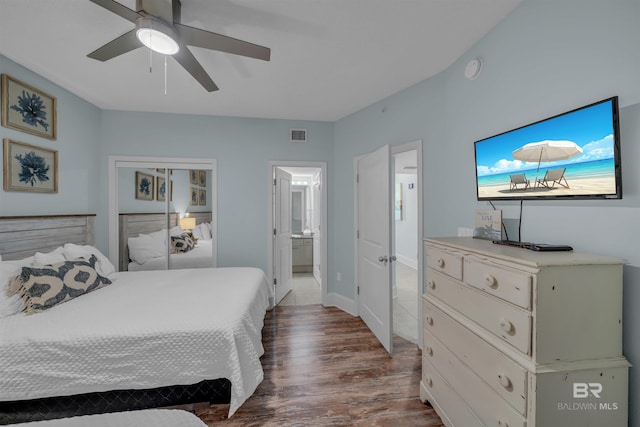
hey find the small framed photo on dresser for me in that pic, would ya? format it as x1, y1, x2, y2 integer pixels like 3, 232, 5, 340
473, 209, 502, 240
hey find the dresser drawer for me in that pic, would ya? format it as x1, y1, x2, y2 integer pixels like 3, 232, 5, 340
423, 332, 526, 427
426, 269, 532, 355
423, 300, 527, 415
426, 246, 462, 280
464, 257, 532, 310
421, 358, 484, 427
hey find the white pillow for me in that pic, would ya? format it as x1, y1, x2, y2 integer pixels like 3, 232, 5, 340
197, 222, 212, 240
191, 224, 204, 240
33, 247, 66, 266
128, 234, 166, 265
0, 258, 34, 318
62, 244, 116, 277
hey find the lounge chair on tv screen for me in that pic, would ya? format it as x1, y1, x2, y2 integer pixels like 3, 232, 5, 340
536, 167, 569, 189
509, 173, 530, 191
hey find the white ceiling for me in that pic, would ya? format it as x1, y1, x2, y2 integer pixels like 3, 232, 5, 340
0, 0, 521, 122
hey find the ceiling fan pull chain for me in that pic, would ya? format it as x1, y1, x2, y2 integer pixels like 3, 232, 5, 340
149, 44, 153, 73
164, 55, 168, 95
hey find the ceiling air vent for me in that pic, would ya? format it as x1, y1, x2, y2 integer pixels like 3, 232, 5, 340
290, 129, 307, 142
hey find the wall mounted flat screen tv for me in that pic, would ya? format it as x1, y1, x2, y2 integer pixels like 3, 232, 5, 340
474, 97, 622, 200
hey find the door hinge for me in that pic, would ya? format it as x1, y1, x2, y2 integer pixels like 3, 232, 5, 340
273, 228, 276, 236
357, 286, 360, 295
356, 174, 359, 183
273, 178, 276, 186
357, 230, 359, 239
273, 278, 277, 285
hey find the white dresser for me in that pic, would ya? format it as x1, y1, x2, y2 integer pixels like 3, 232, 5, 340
420, 237, 629, 427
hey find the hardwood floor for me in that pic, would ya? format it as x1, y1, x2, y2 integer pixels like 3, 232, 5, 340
195, 305, 444, 426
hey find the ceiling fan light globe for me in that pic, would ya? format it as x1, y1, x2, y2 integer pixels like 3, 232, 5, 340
136, 27, 179, 55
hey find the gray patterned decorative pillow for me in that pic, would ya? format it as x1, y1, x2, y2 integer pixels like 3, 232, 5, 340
7, 255, 112, 315
171, 233, 195, 253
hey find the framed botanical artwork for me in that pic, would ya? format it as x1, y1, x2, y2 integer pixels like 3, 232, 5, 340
1, 74, 57, 140
3, 139, 58, 192
156, 176, 166, 201
135, 171, 154, 201
198, 170, 206, 187
198, 188, 206, 206
190, 186, 199, 205
190, 169, 198, 185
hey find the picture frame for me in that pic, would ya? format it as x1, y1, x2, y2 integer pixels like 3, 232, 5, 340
190, 169, 198, 185
190, 186, 199, 206
135, 171, 154, 201
473, 209, 502, 240
156, 176, 166, 201
198, 188, 206, 206
1, 74, 57, 140
198, 170, 206, 187
3, 138, 58, 193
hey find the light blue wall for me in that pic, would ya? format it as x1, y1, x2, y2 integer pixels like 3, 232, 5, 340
333, 1, 640, 424
96, 110, 333, 271
0, 56, 101, 216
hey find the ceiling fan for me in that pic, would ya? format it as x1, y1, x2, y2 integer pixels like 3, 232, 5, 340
87, 0, 271, 92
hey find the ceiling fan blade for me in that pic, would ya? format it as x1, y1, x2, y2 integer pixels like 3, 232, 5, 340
88, 0, 141, 23
174, 23, 271, 62
87, 30, 141, 61
173, 45, 219, 92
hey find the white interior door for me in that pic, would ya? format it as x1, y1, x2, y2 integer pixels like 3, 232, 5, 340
357, 144, 393, 354
274, 167, 293, 304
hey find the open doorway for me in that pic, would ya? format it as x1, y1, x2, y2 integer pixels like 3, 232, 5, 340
353, 141, 423, 354
392, 149, 419, 344
268, 162, 327, 307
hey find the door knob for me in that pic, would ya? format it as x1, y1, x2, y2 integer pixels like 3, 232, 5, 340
378, 256, 388, 263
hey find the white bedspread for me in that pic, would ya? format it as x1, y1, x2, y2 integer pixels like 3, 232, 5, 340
128, 240, 214, 271
0, 267, 272, 417
19, 409, 207, 427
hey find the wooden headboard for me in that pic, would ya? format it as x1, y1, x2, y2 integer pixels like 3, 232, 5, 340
118, 212, 212, 271
0, 214, 95, 261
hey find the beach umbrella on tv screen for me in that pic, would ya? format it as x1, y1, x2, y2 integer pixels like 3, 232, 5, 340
512, 140, 583, 172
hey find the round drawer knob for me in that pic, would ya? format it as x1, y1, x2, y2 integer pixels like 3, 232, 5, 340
436, 258, 445, 268
428, 280, 436, 289
425, 316, 434, 326
499, 318, 513, 333
426, 377, 433, 387
425, 346, 433, 356
497, 373, 512, 389
485, 274, 498, 288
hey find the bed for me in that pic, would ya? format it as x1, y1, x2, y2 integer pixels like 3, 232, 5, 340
119, 212, 214, 271
0, 215, 273, 424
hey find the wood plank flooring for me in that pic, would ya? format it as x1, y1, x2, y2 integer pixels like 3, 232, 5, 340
195, 305, 444, 426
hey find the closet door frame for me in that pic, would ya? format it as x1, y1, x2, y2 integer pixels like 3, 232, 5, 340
108, 155, 217, 271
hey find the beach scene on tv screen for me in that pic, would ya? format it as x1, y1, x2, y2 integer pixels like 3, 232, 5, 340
475, 100, 617, 199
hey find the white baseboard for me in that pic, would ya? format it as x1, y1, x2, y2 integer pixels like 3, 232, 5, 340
396, 254, 418, 270
325, 292, 357, 316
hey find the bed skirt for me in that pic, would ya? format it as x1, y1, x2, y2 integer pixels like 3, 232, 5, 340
0, 379, 231, 425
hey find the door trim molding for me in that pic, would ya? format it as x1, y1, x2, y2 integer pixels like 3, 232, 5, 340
267, 161, 328, 306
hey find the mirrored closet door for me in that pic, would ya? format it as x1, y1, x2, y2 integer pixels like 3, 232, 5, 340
108, 157, 216, 272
